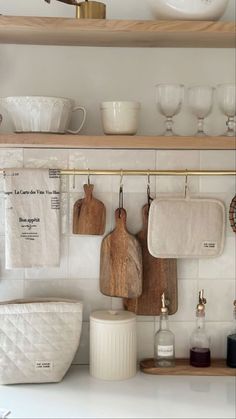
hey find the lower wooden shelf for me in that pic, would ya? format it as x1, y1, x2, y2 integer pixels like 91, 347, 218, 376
140, 358, 236, 376
0, 133, 235, 150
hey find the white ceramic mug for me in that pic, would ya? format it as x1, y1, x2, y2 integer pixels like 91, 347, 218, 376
0, 96, 87, 134
100, 101, 141, 135
67, 105, 87, 134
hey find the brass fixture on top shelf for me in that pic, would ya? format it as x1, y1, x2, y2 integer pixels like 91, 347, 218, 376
44, 0, 106, 19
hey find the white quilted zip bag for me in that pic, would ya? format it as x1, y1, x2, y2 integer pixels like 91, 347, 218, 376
0, 298, 83, 385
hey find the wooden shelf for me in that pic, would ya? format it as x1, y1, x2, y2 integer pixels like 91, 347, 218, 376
140, 358, 236, 376
0, 16, 235, 48
0, 134, 235, 150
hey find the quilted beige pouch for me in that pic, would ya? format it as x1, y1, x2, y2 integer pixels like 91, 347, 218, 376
0, 299, 83, 385
148, 197, 226, 259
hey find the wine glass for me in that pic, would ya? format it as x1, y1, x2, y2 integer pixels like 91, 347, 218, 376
188, 86, 215, 137
156, 83, 184, 136
217, 84, 236, 137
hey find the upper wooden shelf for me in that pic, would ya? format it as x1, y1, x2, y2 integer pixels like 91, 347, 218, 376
0, 16, 235, 48
0, 134, 235, 150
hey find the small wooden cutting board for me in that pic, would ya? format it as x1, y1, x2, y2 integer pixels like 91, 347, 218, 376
100, 208, 143, 298
73, 184, 106, 235
124, 204, 178, 315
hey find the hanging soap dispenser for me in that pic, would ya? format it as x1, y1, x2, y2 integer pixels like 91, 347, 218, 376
190, 289, 211, 368
227, 300, 236, 368
154, 293, 175, 367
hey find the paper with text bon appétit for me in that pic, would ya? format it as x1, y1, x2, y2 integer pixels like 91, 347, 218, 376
4, 168, 61, 268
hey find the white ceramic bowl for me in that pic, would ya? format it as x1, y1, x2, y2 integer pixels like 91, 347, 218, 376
100, 101, 141, 135
0, 96, 86, 134
149, 0, 229, 20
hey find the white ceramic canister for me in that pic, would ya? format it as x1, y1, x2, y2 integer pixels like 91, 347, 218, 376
100, 101, 141, 135
90, 310, 137, 380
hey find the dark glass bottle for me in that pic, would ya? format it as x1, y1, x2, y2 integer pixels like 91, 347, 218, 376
227, 300, 236, 368
190, 290, 211, 368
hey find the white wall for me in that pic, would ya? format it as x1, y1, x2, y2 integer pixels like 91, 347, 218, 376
0, 0, 235, 364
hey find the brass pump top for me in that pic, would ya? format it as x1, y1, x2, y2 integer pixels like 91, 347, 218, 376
44, 0, 80, 5
196, 289, 207, 313
161, 293, 168, 314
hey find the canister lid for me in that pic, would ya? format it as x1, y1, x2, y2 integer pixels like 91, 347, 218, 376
90, 310, 136, 324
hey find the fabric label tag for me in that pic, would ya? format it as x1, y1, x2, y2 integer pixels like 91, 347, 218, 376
35, 361, 53, 371
202, 241, 217, 250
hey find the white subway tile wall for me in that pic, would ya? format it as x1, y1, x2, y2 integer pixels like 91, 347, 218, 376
0, 148, 235, 364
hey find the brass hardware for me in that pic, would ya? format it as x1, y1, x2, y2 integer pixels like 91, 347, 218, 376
72, 168, 76, 189
120, 169, 124, 187
0, 169, 236, 176
199, 289, 207, 305
147, 170, 153, 208
119, 170, 124, 216
87, 168, 91, 185
197, 289, 207, 312
76, 1, 106, 19
161, 292, 168, 314
184, 169, 188, 198
45, 0, 79, 5
60, 169, 236, 176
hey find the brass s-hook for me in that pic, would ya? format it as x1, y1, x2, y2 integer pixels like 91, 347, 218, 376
73, 168, 76, 190
119, 170, 124, 217
87, 168, 91, 185
184, 170, 188, 199
147, 170, 153, 208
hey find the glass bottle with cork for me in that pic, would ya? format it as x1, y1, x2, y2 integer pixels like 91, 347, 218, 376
190, 289, 211, 367
227, 300, 236, 368
154, 293, 175, 367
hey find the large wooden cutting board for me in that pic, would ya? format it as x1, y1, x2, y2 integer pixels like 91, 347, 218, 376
73, 184, 106, 235
100, 208, 143, 298
124, 204, 178, 315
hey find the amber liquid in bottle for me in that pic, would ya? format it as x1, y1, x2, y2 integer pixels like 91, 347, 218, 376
190, 290, 210, 368
190, 348, 211, 368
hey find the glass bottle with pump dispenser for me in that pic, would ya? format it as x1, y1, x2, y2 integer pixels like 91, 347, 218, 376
154, 293, 175, 367
227, 300, 236, 368
190, 289, 211, 367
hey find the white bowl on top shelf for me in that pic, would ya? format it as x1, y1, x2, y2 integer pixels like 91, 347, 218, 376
149, 0, 230, 21
0, 96, 86, 134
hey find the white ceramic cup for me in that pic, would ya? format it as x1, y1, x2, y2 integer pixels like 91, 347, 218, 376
100, 101, 141, 135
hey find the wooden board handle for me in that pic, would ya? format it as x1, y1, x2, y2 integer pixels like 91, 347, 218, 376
142, 203, 149, 230
83, 183, 94, 200
115, 208, 127, 229
73, 198, 82, 234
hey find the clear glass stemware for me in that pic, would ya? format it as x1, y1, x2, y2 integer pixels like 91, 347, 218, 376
188, 85, 215, 137
156, 83, 184, 136
217, 84, 236, 137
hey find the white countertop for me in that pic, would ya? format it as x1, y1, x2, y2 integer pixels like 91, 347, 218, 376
0, 366, 235, 419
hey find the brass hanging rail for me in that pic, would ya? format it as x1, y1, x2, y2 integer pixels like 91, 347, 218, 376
0, 169, 235, 176
60, 169, 236, 176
